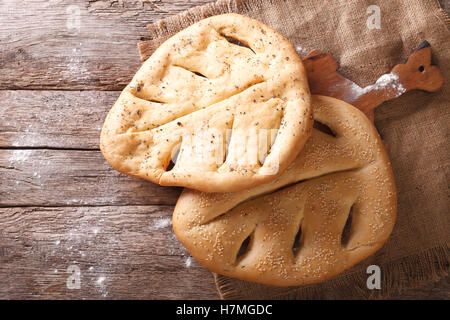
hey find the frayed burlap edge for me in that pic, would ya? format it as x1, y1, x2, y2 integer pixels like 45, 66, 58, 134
435, 0, 450, 28
214, 243, 449, 299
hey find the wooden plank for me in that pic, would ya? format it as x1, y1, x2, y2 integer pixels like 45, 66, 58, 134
0, 0, 212, 90
0, 90, 180, 207
0, 205, 219, 299
1, 0, 447, 91
0, 149, 181, 207
0, 90, 117, 149
0, 205, 446, 299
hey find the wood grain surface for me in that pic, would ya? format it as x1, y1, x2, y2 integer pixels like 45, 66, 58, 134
0, 0, 448, 299
0, 206, 219, 299
0, 0, 211, 90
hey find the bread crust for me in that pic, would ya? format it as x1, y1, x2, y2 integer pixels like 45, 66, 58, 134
173, 95, 397, 286
100, 13, 311, 192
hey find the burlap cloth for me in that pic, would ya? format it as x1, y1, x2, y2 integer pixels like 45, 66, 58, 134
139, 0, 449, 299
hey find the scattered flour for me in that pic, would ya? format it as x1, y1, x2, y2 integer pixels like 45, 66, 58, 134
96, 276, 108, 297
148, 218, 188, 256
65, 44, 91, 81
8, 150, 32, 164
96, 276, 105, 285
349, 72, 406, 100
65, 199, 84, 205
184, 256, 193, 268
295, 45, 310, 57
11, 124, 39, 147
149, 217, 172, 230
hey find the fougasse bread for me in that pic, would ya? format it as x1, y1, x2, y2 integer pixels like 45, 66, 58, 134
173, 95, 397, 287
100, 14, 312, 192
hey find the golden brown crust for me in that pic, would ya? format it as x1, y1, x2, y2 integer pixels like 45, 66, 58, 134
173, 95, 397, 286
100, 14, 311, 192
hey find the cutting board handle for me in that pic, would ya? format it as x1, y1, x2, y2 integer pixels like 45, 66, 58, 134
302, 40, 444, 122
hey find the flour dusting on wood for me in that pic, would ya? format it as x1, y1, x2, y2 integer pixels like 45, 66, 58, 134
96, 276, 108, 297
64, 44, 91, 81
184, 256, 193, 268
149, 217, 172, 230
349, 72, 406, 100
295, 45, 309, 57
8, 150, 32, 164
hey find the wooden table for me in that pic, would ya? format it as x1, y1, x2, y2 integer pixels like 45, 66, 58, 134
0, 0, 448, 299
